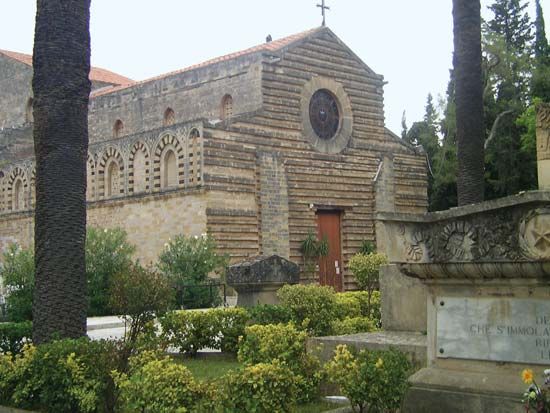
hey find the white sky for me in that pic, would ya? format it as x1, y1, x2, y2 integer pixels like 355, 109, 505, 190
0, 1, 548, 134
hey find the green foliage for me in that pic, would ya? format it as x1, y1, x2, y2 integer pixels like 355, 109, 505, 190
334, 293, 362, 319
338, 291, 381, 323
277, 284, 338, 336
113, 351, 198, 413
246, 304, 293, 326
216, 307, 249, 354
219, 360, 298, 413
300, 230, 328, 279
331, 317, 378, 335
157, 234, 227, 309
359, 240, 376, 255
1, 244, 34, 322
238, 323, 323, 403
326, 345, 412, 413
349, 253, 387, 320
160, 308, 248, 356
0, 321, 32, 355
109, 265, 174, 351
1, 338, 119, 413
86, 227, 135, 317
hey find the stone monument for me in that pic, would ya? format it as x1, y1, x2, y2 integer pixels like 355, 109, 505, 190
226, 255, 300, 307
373, 104, 550, 412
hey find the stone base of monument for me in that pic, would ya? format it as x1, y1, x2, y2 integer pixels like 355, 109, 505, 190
226, 255, 299, 307
403, 367, 523, 413
308, 331, 427, 369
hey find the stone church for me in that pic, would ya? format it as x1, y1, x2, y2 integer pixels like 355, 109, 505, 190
0, 27, 427, 291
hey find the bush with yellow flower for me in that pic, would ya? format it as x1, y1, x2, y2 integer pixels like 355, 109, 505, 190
325, 344, 411, 413
521, 368, 550, 412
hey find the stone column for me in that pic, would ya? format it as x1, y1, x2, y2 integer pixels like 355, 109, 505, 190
536, 103, 550, 189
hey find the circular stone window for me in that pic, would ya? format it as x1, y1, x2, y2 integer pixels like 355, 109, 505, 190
301, 77, 352, 154
309, 89, 340, 140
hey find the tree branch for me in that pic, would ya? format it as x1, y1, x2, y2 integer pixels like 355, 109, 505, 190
484, 110, 514, 149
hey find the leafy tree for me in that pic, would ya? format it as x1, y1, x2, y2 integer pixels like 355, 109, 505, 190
483, 0, 536, 199
32, 0, 91, 343
1, 245, 34, 322
453, 0, 485, 205
157, 234, 227, 309
86, 227, 135, 316
532, 0, 550, 101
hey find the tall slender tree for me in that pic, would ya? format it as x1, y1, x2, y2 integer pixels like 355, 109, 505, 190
453, 0, 485, 205
32, 0, 91, 343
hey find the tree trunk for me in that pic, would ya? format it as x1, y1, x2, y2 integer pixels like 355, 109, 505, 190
453, 0, 485, 205
32, 0, 91, 343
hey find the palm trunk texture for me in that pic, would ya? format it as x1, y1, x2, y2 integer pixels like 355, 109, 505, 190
32, 0, 91, 343
453, 0, 485, 205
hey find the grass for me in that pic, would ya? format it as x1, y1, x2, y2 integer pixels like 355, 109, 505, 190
172, 352, 346, 412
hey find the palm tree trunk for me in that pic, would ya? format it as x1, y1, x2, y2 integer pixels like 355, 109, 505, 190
32, 0, 91, 343
453, 0, 485, 205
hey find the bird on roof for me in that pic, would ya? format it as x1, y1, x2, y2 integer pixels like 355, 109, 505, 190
266, 34, 272, 43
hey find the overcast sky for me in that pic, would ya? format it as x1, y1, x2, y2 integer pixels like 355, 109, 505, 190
0, 1, 548, 134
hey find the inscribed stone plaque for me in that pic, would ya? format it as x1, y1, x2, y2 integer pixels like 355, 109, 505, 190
436, 297, 550, 365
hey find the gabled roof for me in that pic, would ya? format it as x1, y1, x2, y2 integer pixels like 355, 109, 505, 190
0, 49, 134, 86
91, 27, 324, 97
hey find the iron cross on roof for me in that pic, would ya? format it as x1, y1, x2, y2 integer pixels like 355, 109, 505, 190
317, 0, 330, 26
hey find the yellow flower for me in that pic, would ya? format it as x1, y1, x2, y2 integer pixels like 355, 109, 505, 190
375, 358, 384, 369
522, 369, 534, 385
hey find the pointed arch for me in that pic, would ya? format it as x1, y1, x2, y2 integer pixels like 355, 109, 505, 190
7, 167, 28, 212
97, 147, 125, 199
128, 141, 151, 194
153, 133, 184, 191
221, 94, 233, 120
113, 119, 124, 138
163, 107, 175, 126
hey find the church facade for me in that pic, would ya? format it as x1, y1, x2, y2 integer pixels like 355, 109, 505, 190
0, 27, 427, 291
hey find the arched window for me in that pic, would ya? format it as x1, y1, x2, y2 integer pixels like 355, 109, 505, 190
162, 149, 177, 188
13, 179, 24, 211
133, 150, 147, 193
105, 160, 120, 197
25, 98, 33, 123
221, 94, 233, 120
163, 108, 175, 126
113, 119, 124, 138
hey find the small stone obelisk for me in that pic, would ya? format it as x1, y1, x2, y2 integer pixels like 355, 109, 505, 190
536, 103, 550, 189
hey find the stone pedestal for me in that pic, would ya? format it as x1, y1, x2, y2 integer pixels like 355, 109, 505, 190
377, 191, 550, 413
226, 255, 299, 307
537, 103, 550, 190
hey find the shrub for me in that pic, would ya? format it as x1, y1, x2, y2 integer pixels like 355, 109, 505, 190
157, 234, 228, 309
326, 345, 411, 413
0, 321, 32, 355
334, 293, 362, 319
349, 252, 388, 317
246, 304, 293, 326
109, 265, 174, 355
216, 307, 249, 354
336, 291, 381, 326
86, 227, 135, 316
1, 244, 34, 322
3, 338, 119, 413
331, 316, 378, 335
160, 310, 220, 356
219, 360, 297, 413
113, 351, 198, 413
277, 284, 338, 336
238, 323, 323, 403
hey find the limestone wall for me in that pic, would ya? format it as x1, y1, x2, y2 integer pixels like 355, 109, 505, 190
0, 55, 33, 129
88, 55, 263, 143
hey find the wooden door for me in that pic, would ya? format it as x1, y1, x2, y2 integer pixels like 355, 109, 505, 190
317, 211, 343, 291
